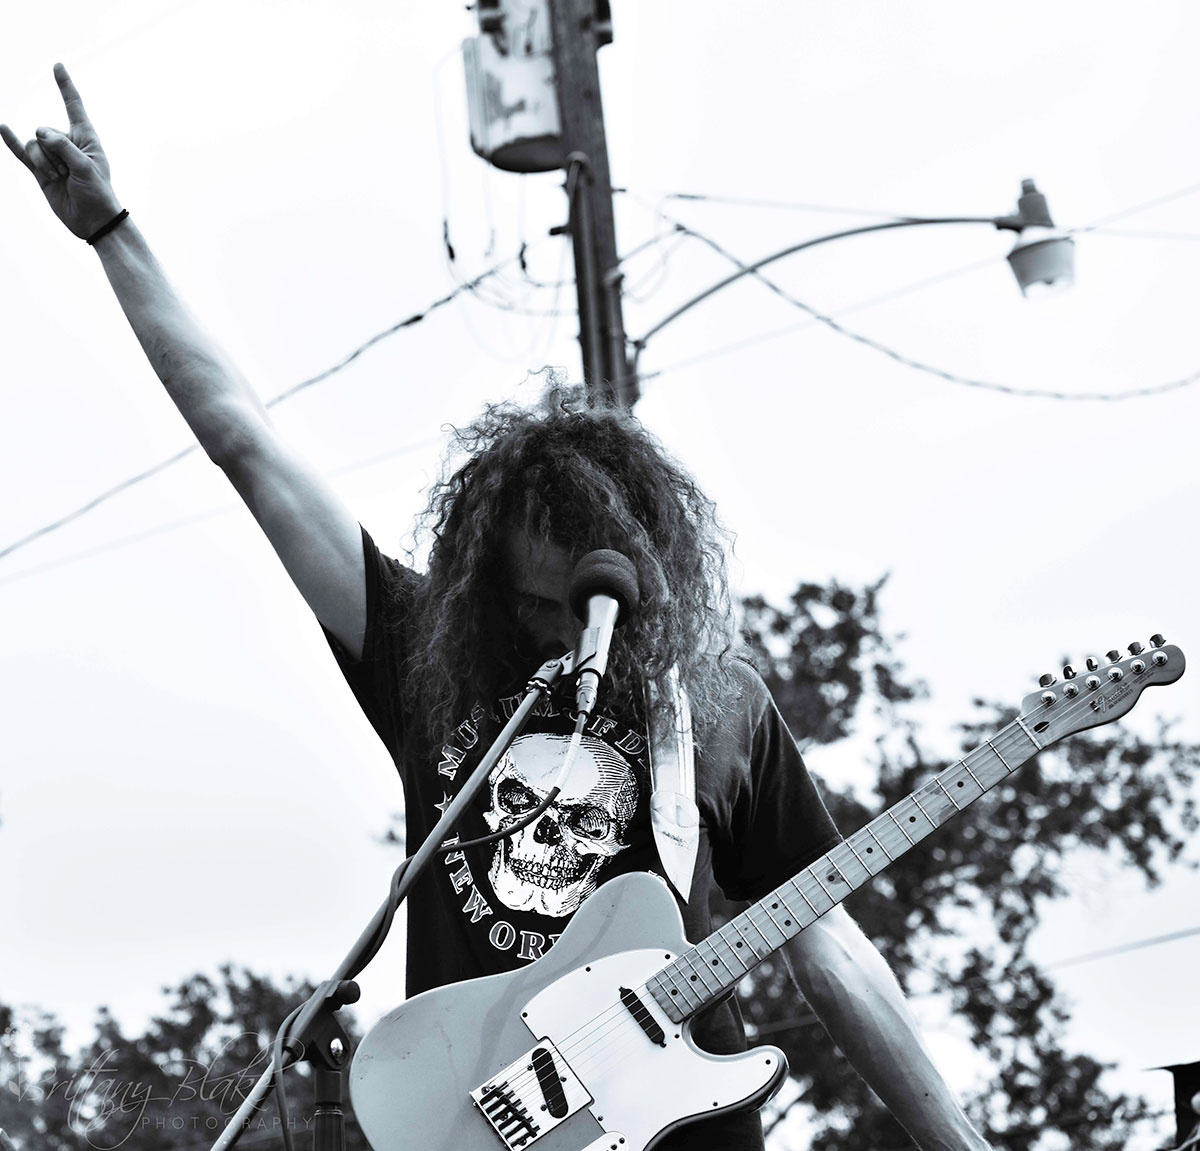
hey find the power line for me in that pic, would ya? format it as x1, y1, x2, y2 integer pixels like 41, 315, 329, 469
621, 187, 912, 219
0, 254, 524, 565
0, 434, 445, 587
1047, 924, 1200, 970
637, 254, 999, 381
640, 176, 1200, 232
634, 206, 1200, 402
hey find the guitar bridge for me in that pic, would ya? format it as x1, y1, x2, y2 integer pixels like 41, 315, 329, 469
471, 1039, 592, 1149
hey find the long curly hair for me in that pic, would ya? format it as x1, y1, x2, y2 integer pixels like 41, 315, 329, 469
400, 397, 737, 749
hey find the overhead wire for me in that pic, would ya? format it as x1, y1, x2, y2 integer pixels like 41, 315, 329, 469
743, 921, 1200, 1040
0, 254, 526, 564
0, 205, 686, 572
627, 191, 1200, 402
0, 433, 445, 587
1046, 923, 1200, 970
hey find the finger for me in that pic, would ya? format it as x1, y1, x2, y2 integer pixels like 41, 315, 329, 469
0, 123, 36, 174
26, 139, 61, 186
54, 62, 91, 129
36, 127, 87, 177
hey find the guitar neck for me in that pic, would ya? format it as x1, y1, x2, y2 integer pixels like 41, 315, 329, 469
646, 715, 1046, 1023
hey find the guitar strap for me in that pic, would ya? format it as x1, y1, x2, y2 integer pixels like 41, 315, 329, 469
646, 665, 699, 903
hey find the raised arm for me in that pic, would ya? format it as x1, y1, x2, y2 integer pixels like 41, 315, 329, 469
2, 65, 366, 656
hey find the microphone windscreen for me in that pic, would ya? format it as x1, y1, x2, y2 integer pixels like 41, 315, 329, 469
568, 550, 640, 625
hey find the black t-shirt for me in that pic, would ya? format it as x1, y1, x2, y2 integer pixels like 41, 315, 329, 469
324, 527, 842, 1150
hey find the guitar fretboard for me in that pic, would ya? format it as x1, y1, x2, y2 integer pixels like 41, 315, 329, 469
646, 715, 1044, 1023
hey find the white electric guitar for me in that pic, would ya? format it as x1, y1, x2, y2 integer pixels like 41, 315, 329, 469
351, 640, 1185, 1151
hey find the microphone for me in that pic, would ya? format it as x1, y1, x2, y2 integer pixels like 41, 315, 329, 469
568, 550, 640, 718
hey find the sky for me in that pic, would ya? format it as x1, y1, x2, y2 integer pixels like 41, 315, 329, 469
1, 2, 1198, 1147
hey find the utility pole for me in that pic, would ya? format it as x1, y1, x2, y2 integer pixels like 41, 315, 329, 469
547, 0, 637, 407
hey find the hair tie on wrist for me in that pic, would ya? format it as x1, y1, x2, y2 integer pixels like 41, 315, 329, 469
85, 208, 129, 246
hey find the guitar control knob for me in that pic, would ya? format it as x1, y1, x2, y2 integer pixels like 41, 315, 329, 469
1106, 650, 1122, 663
1108, 667, 1124, 682
1038, 673, 1056, 687
1150, 633, 1166, 648
1063, 665, 1077, 679
1085, 674, 1101, 690
1086, 657, 1099, 671
1128, 641, 1144, 655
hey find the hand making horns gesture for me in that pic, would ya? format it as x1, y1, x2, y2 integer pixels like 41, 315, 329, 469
1, 63, 123, 239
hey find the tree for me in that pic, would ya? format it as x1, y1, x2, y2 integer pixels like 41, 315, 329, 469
736, 578, 1197, 1150
0, 966, 371, 1151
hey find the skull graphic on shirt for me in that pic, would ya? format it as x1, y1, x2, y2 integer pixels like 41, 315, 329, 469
483, 732, 640, 917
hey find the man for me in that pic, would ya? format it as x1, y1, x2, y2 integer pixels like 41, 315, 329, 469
3, 65, 991, 1150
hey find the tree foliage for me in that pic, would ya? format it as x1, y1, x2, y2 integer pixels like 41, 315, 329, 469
3, 578, 1194, 1151
736, 578, 1198, 1150
0, 966, 371, 1151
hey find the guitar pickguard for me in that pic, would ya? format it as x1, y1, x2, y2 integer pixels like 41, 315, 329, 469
519, 948, 786, 1150
351, 873, 788, 1151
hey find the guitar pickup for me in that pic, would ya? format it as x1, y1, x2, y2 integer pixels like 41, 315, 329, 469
619, 986, 666, 1047
471, 1039, 592, 1149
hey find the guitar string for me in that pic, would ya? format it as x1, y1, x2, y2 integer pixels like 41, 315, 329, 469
488, 671, 1152, 1104
497, 701, 1091, 1104
484, 657, 1171, 1110
499, 713, 1037, 1087
479, 729, 997, 1104
544, 695, 1114, 1094
535, 716, 1043, 1090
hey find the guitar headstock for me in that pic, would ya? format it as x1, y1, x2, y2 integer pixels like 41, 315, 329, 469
1021, 635, 1185, 745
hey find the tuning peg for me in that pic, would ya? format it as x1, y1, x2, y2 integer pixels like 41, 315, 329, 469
1063, 664, 1076, 679
1085, 657, 1099, 671
1128, 641, 1144, 655
1106, 650, 1122, 663
1150, 633, 1166, 648
1038, 672, 1057, 687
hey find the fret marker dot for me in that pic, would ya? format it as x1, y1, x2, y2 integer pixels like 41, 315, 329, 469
784, 920, 791, 926
736, 941, 743, 947
909, 816, 916, 822
712, 959, 719, 965
957, 781, 964, 788
771, 902, 778, 909
866, 847, 874, 853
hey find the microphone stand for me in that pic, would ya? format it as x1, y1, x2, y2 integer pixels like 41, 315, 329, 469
207, 650, 576, 1151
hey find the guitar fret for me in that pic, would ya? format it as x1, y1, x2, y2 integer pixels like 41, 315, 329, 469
678, 949, 719, 992
704, 939, 738, 980
744, 913, 774, 949
827, 844, 864, 887
792, 881, 819, 915
935, 776, 964, 809
727, 918, 761, 963
760, 902, 785, 932
887, 809, 916, 844
911, 792, 936, 825
864, 825, 892, 860
1015, 716, 1044, 750
810, 870, 834, 901
986, 738, 1011, 770
844, 838, 873, 870
961, 759, 984, 788
776, 891, 801, 923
